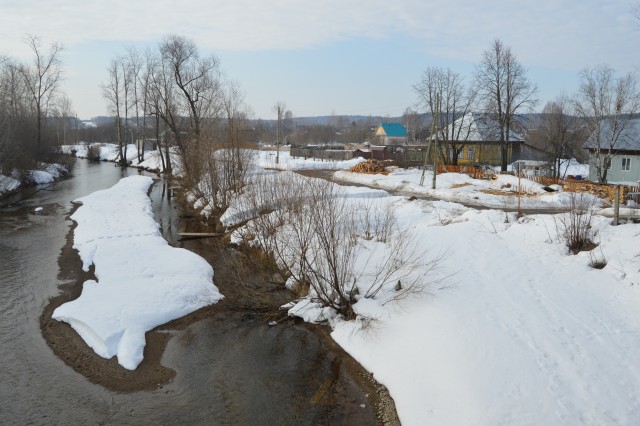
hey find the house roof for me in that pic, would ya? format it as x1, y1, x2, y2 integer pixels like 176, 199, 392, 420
377, 123, 407, 137
583, 118, 640, 151
444, 113, 524, 142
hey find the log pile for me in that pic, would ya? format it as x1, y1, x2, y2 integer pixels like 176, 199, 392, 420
349, 159, 388, 174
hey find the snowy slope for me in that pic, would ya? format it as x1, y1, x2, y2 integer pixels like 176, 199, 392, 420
330, 202, 640, 425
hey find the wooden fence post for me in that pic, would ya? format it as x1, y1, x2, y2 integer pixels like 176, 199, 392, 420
613, 185, 621, 226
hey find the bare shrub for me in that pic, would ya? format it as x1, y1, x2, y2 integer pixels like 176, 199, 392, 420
357, 197, 397, 242
238, 172, 443, 319
588, 247, 607, 269
191, 146, 256, 217
554, 192, 598, 254
86, 144, 102, 161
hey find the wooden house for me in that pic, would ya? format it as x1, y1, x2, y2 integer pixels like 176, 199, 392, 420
584, 118, 640, 183
374, 123, 408, 145
438, 113, 545, 166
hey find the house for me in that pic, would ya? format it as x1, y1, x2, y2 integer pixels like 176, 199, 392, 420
374, 123, 408, 145
437, 113, 547, 166
511, 160, 552, 177
583, 118, 640, 183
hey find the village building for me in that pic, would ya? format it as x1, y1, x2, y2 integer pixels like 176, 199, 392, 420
439, 113, 548, 167
584, 118, 640, 183
374, 123, 408, 145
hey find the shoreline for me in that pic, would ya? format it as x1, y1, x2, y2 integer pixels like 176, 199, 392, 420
38, 167, 399, 423
40, 204, 177, 392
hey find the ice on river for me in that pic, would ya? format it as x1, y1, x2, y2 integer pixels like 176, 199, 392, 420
52, 176, 222, 370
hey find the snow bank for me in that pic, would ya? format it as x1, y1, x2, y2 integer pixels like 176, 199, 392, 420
52, 176, 222, 370
0, 163, 68, 196
0, 174, 21, 195
328, 202, 640, 425
254, 149, 364, 170
225, 165, 640, 425
61, 143, 183, 175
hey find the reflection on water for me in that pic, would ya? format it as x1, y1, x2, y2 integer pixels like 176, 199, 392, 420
0, 159, 375, 425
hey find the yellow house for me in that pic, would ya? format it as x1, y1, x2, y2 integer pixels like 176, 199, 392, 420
439, 113, 524, 166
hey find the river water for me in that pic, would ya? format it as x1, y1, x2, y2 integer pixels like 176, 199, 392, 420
0, 159, 377, 424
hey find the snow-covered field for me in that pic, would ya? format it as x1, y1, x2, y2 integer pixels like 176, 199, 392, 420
52, 176, 222, 370
334, 167, 602, 210
254, 148, 365, 170
219, 156, 640, 426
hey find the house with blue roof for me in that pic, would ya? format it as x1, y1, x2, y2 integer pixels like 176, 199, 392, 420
375, 123, 408, 145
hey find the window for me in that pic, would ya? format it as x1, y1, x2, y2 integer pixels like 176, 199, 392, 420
622, 157, 631, 172
467, 147, 475, 161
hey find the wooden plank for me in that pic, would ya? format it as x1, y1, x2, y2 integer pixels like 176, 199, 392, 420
177, 232, 224, 237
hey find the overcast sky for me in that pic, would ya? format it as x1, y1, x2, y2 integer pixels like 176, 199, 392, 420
1, 0, 638, 120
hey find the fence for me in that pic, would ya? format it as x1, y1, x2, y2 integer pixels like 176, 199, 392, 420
290, 147, 353, 162
436, 164, 639, 205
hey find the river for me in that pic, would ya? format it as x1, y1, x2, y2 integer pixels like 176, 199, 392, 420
0, 159, 381, 424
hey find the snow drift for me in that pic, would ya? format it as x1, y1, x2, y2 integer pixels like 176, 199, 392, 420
52, 176, 222, 370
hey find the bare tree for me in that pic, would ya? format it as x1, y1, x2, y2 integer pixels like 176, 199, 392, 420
574, 65, 640, 183
52, 93, 74, 145
475, 39, 537, 170
527, 95, 585, 178
147, 50, 176, 174
159, 34, 222, 180
17, 35, 63, 147
402, 107, 422, 144
238, 173, 440, 319
127, 47, 144, 162
415, 67, 478, 165
273, 101, 286, 164
102, 58, 125, 164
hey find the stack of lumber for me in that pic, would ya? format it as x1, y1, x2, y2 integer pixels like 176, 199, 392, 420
349, 160, 388, 174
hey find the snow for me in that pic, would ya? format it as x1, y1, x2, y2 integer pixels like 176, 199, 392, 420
53, 145, 640, 423
0, 174, 21, 195
52, 176, 222, 370
254, 149, 365, 170
60, 143, 183, 175
327, 208, 640, 425
0, 163, 67, 196
223, 166, 640, 426
334, 167, 604, 210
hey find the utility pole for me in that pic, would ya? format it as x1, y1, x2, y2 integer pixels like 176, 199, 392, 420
276, 114, 280, 164
420, 94, 440, 187
432, 94, 440, 190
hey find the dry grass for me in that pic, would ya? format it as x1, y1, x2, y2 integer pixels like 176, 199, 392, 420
478, 189, 541, 197
450, 183, 471, 189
